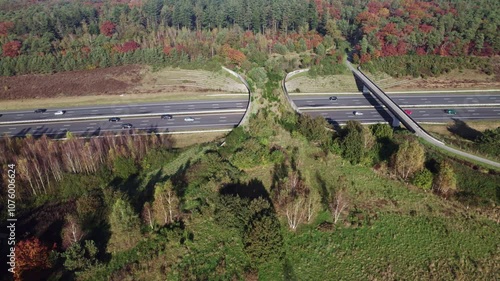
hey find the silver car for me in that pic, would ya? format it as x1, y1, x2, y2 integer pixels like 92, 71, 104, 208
184, 117, 195, 122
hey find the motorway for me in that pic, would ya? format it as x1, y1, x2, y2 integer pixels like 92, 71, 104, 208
0, 112, 244, 137
292, 93, 500, 108
0, 99, 248, 123
344, 62, 500, 168
305, 107, 500, 125
292, 93, 500, 124
0, 99, 248, 137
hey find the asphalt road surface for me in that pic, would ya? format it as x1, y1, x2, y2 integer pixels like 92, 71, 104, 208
0, 112, 243, 138
305, 107, 500, 125
0, 99, 248, 123
292, 93, 500, 108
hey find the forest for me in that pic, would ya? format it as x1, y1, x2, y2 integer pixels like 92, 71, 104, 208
0, 0, 499, 280
0, 0, 498, 76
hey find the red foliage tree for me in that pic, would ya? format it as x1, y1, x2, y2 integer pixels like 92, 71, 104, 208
0, 21, 14, 36
114, 40, 140, 53
163, 45, 173, 56
100, 21, 116, 37
2, 40, 22, 57
14, 237, 52, 281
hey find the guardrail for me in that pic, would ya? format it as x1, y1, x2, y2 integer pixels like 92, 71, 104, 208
222, 66, 252, 127
0, 109, 245, 126
350, 64, 444, 145
282, 68, 309, 113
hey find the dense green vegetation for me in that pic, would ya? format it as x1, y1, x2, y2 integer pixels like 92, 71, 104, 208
0, 1, 499, 280
0, 0, 498, 77
2, 96, 498, 280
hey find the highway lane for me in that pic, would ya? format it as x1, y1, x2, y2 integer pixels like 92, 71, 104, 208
303, 107, 500, 124
0, 112, 243, 137
292, 93, 500, 108
0, 99, 249, 123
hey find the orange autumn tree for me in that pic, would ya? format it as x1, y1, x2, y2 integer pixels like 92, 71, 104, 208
221, 44, 246, 66
14, 237, 51, 281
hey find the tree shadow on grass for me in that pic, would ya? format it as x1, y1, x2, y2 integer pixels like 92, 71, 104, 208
220, 178, 271, 202
315, 171, 330, 210
447, 118, 482, 141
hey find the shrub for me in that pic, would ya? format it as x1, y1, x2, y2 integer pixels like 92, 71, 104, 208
411, 169, 433, 190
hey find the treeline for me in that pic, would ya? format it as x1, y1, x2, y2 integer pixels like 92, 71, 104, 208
0, 132, 173, 200
1, 0, 496, 77
361, 55, 493, 78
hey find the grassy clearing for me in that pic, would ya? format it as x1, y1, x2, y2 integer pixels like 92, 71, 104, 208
285, 74, 359, 93
170, 131, 227, 149
0, 92, 247, 111
421, 122, 500, 165
254, 127, 500, 279
140, 67, 247, 93
1, 67, 247, 110
364, 68, 500, 91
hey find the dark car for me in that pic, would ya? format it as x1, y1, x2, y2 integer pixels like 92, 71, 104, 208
34, 109, 47, 113
161, 114, 173, 119
109, 117, 121, 122
122, 123, 133, 129
329, 96, 338, 101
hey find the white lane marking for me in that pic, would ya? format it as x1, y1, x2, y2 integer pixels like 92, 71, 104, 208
219, 120, 226, 122
86, 126, 94, 129
89, 123, 97, 125
91, 109, 98, 112
494, 109, 500, 112
16, 114, 24, 116
399, 98, 405, 100
419, 111, 426, 113
141, 120, 150, 123
212, 104, 219, 106
423, 114, 429, 116
472, 113, 480, 116
425, 101, 431, 103
8, 127, 16, 130
306, 101, 313, 103
466, 97, 474, 99
421, 98, 427, 101
352, 99, 359, 102
220, 116, 227, 119
236, 103, 243, 105
444, 98, 450, 100
63, 124, 71, 127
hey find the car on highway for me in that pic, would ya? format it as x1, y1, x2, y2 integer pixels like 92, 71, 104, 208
184, 117, 195, 122
404, 109, 412, 115
161, 114, 173, 119
122, 123, 133, 129
109, 117, 121, 122
444, 109, 457, 115
353, 111, 363, 116
34, 109, 47, 113
329, 96, 338, 101
54, 110, 66, 115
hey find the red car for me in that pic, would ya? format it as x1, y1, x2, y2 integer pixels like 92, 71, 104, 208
404, 109, 412, 115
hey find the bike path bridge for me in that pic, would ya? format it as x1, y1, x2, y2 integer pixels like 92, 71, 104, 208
346, 61, 500, 169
